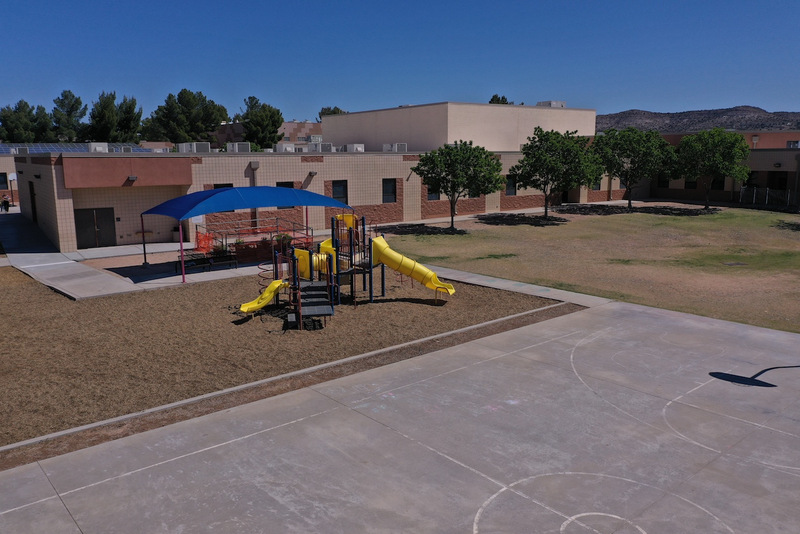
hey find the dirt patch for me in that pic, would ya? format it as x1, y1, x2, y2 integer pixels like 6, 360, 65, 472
0, 264, 577, 470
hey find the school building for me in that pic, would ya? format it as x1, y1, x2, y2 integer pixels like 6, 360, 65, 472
3, 101, 798, 253
5, 102, 620, 253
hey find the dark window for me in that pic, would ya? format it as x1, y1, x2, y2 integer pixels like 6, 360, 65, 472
505, 176, 517, 196
657, 173, 669, 188
427, 188, 440, 201
768, 171, 788, 190
0, 173, 7, 190
332, 180, 348, 205
382, 179, 397, 203
787, 141, 799, 149
591, 180, 601, 191
684, 177, 697, 190
711, 176, 725, 190
746, 171, 759, 186
276, 181, 294, 209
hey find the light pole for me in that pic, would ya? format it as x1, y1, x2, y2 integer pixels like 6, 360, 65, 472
9, 175, 16, 207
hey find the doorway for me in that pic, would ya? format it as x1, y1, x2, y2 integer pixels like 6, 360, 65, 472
28, 181, 37, 223
74, 208, 117, 249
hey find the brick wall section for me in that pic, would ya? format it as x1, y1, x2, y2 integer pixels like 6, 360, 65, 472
357, 178, 404, 224
500, 190, 545, 210
420, 184, 489, 219
403, 155, 420, 162
323, 178, 404, 226
586, 190, 610, 202
421, 185, 451, 219
301, 156, 324, 163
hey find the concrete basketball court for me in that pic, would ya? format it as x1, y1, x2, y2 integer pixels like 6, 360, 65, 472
2, 298, 799, 533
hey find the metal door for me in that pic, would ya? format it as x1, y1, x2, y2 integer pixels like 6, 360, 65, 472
74, 208, 117, 249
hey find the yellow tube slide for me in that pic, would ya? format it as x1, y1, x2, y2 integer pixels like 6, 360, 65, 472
371, 236, 455, 295
294, 249, 331, 279
239, 280, 289, 313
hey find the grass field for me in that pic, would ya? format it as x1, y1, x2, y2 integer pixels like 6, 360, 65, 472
386, 204, 800, 333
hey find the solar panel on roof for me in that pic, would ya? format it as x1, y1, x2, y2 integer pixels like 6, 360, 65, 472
0, 143, 152, 154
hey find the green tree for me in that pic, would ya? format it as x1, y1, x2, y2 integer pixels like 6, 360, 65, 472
0, 100, 55, 142
52, 90, 87, 142
142, 89, 228, 143
33, 105, 56, 142
239, 96, 283, 149
489, 94, 523, 105
411, 140, 505, 230
676, 128, 750, 209
115, 96, 143, 143
593, 127, 675, 210
508, 127, 602, 217
85, 91, 119, 142
317, 106, 347, 122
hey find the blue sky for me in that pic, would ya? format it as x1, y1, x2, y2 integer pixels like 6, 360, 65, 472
5, 0, 798, 123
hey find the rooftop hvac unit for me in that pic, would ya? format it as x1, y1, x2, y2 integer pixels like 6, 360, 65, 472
177, 142, 211, 153
89, 142, 109, 153
310, 135, 323, 143
13, 147, 29, 155
227, 142, 250, 153
276, 143, 295, 153
382, 143, 407, 153
309, 142, 334, 152
344, 144, 365, 153
121, 146, 133, 153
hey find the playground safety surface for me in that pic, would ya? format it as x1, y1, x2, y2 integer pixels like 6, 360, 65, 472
3, 295, 800, 532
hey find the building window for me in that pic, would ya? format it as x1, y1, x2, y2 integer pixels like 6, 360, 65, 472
0, 173, 7, 190
787, 141, 799, 149
505, 176, 517, 196
332, 180, 348, 205
427, 188, 440, 201
276, 181, 294, 208
657, 173, 669, 188
768, 171, 788, 190
711, 176, 725, 190
591, 180, 601, 191
283, 136, 290, 142
684, 177, 697, 190
382, 178, 397, 203
746, 171, 758, 186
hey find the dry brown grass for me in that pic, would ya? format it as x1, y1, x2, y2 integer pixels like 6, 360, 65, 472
0, 267, 559, 449
385, 204, 800, 333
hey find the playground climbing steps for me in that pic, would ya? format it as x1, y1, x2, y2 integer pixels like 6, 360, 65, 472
286, 280, 334, 328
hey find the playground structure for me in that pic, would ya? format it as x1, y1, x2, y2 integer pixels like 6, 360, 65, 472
239, 214, 455, 330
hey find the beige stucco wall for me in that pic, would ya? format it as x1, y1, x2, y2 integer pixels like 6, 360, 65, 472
323, 102, 596, 153
445, 102, 596, 151
323, 104, 450, 152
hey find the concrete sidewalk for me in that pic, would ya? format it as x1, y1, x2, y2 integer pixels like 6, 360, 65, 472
2, 299, 799, 533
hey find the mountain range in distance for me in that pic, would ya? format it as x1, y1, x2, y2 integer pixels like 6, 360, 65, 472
596, 106, 800, 133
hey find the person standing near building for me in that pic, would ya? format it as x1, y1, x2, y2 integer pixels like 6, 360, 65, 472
2, 194, 10, 213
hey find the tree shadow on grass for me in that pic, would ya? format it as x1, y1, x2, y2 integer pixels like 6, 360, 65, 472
475, 213, 568, 227
554, 205, 721, 217
774, 220, 800, 232
378, 224, 468, 236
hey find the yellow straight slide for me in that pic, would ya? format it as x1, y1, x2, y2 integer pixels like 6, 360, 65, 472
239, 280, 289, 313
372, 236, 455, 295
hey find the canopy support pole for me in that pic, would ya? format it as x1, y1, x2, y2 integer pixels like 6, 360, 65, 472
179, 222, 186, 283
140, 214, 149, 267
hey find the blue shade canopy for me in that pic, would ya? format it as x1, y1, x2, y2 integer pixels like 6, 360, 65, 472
142, 186, 351, 220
